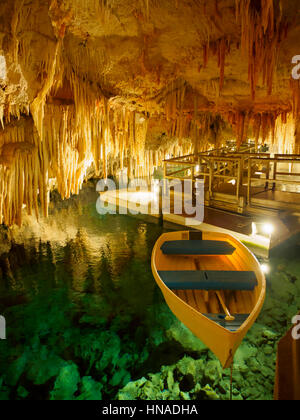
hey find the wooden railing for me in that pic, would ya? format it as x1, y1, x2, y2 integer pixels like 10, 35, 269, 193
163, 147, 300, 213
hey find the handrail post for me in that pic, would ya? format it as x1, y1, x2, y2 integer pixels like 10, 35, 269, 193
163, 161, 167, 196
273, 160, 277, 192
265, 160, 270, 190
209, 159, 213, 201
247, 158, 251, 206
236, 159, 241, 204
191, 164, 195, 203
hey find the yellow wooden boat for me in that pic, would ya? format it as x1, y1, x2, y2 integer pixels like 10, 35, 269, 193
151, 230, 266, 369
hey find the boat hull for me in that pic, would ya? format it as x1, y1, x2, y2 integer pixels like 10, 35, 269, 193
151, 231, 266, 368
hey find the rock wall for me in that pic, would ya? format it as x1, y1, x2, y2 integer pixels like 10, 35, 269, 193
0, 0, 299, 225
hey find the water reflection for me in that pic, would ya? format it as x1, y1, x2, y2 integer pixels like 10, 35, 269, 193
0, 183, 300, 400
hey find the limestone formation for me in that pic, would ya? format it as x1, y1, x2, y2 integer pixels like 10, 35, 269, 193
0, 0, 299, 225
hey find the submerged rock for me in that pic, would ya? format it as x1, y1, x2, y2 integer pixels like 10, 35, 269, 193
166, 321, 207, 354
76, 377, 103, 401
50, 363, 80, 401
27, 352, 67, 386
118, 356, 228, 401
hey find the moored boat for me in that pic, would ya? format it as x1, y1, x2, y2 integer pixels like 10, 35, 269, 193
151, 230, 266, 368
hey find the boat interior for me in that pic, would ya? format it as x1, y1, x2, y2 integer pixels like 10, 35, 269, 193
157, 231, 259, 332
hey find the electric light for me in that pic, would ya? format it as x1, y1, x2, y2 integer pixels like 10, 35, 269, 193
260, 264, 270, 274
228, 179, 236, 185
262, 223, 274, 236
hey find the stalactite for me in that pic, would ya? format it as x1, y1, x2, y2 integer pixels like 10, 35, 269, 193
0, 119, 40, 226
274, 113, 295, 154
0, 79, 155, 226
164, 80, 187, 122
252, 113, 261, 148
290, 79, 300, 118
217, 38, 230, 92
236, 0, 288, 99
30, 38, 63, 142
235, 111, 246, 148
287, 79, 300, 153
11, 0, 25, 64
0, 0, 298, 226
295, 118, 300, 154
223, 109, 291, 151
202, 38, 230, 92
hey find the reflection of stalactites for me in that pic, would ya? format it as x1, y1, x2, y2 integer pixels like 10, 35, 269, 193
133, 224, 148, 260
64, 229, 90, 293
1, 256, 16, 290
0, 241, 29, 292
96, 250, 117, 298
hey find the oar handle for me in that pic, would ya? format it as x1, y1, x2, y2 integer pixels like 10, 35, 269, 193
216, 292, 235, 322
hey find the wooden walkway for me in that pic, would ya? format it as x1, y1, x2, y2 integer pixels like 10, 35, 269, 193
164, 145, 300, 215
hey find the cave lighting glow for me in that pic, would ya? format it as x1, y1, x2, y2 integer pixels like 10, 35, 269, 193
262, 223, 275, 236
260, 264, 270, 274
252, 222, 275, 237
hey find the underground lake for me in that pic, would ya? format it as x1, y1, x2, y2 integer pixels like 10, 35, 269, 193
0, 183, 299, 401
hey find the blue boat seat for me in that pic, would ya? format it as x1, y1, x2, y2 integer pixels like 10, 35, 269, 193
203, 314, 250, 332
161, 240, 235, 256
158, 270, 257, 291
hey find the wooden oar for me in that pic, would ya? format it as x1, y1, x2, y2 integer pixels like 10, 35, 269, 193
216, 292, 235, 322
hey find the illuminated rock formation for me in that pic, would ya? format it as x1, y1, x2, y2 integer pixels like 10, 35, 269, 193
0, 0, 299, 225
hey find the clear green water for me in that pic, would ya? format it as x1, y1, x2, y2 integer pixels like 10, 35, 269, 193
0, 183, 299, 400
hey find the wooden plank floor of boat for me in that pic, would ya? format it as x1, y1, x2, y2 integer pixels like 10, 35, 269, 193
171, 254, 254, 316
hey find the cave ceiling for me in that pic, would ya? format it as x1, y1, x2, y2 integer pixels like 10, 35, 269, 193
0, 0, 299, 226
0, 1, 298, 113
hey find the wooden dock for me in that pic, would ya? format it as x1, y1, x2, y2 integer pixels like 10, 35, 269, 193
164, 145, 300, 215
98, 143, 300, 258
100, 186, 299, 258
